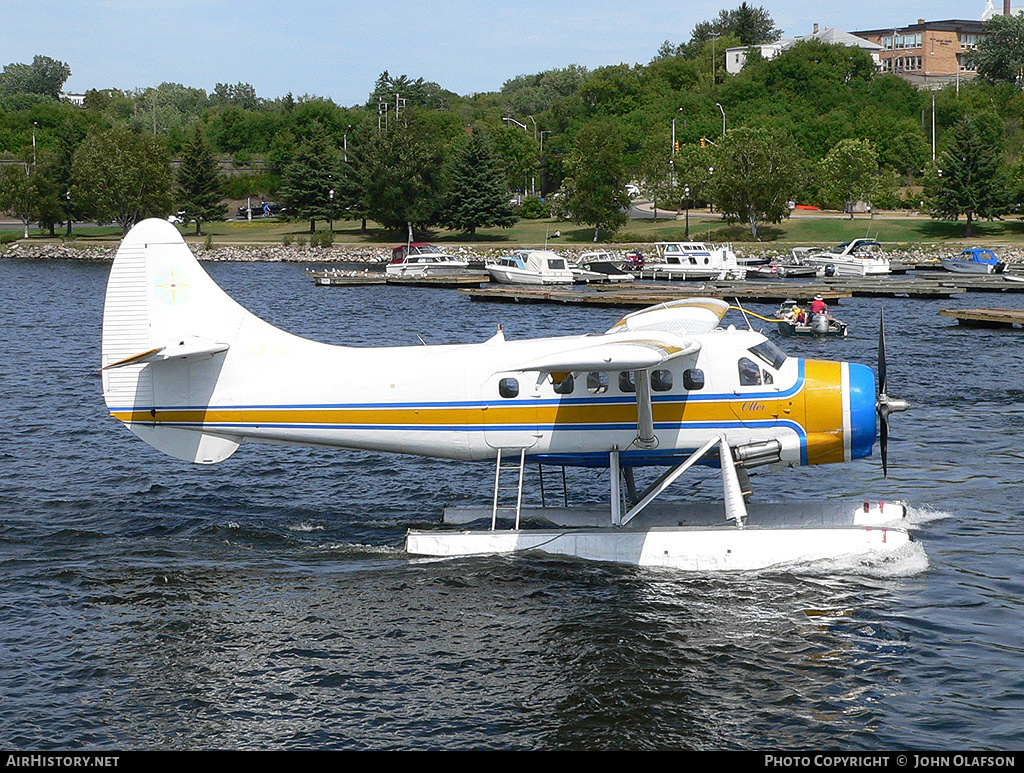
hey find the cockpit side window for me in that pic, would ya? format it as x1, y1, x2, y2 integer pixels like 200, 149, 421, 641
738, 358, 762, 386
618, 371, 636, 393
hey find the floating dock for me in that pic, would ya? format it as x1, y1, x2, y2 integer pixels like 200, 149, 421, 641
939, 308, 1024, 329
310, 271, 488, 288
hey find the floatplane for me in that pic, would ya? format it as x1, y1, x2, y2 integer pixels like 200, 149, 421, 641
101, 219, 912, 572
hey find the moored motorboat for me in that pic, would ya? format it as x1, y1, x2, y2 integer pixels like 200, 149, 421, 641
640, 241, 746, 280
940, 248, 1005, 275
573, 251, 633, 283
798, 239, 891, 277
486, 249, 575, 285
754, 251, 823, 279
385, 243, 470, 277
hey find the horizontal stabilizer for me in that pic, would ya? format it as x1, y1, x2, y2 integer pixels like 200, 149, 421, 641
102, 337, 230, 370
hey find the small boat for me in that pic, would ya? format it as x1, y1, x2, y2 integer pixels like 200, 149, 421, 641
486, 249, 575, 285
385, 243, 469, 277
774, 299, 848, 338
571, 251, 634, 283
640, 241, 746, 280
754, 251, 823, 279
940, 248, 1006, 275
798, 239, 891, 277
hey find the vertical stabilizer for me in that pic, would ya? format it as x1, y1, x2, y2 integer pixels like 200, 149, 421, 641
101, 218, 248, 463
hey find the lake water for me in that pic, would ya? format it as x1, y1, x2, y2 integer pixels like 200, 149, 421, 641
2, 256, 1024, 750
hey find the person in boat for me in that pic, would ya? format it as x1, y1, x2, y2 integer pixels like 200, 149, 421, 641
810, 295, 829, 317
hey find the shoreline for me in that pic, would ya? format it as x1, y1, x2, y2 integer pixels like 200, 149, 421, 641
4, 240, 1020, 267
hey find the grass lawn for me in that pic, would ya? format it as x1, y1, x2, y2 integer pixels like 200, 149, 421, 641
11, 207, 1024, 249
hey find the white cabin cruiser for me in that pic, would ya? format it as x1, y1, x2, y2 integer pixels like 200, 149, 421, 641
797, 239, 891, 277
385, 243, 470, 277
486, 250, 575, 285
641, 242, 746, 280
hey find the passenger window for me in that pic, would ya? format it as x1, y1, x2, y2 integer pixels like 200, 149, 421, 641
618, 371, 635, 393
651, 369, 673, 392
587, 372, 609, 394
552, 373, 574, 394
683, 368, 704, 391
499, 377, 519, 398
738, 358, 762, 386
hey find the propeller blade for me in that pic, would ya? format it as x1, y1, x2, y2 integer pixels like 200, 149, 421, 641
879, 403, 890, 478
878, 305, 887, 397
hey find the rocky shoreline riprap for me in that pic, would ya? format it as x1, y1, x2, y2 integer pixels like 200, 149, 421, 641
3, 240, 1023, 267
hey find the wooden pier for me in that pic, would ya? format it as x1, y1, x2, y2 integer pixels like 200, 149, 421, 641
939, 308, 1024, 329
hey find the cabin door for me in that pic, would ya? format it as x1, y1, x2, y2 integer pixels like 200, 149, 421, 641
481, 372, 541, 451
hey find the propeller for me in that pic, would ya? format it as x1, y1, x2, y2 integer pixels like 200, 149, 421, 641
876, 305, 910, 477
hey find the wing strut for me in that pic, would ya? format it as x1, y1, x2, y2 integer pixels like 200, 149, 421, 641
633, 369, 658, 449
619, 436, 748, 527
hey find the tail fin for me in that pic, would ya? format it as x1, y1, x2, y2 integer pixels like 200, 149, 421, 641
101, 218, 249, 463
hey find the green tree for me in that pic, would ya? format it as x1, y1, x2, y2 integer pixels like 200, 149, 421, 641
71, 126, 173, 235
660, 3, 780, 58
967, 14, 1024, 87
177, 128, 225, 236
558, 119, 630, 241
711, 126, 799, 238
0, 55, 71, 99
926, 113, 1011, 237
442, 131, 517, 238
278, 128, 341, 233
0, 163, 35, 237
360, 116, 446, 236
819, 138, 878, 217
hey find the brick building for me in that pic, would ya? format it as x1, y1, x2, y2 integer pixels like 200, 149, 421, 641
849, 18, 986, 89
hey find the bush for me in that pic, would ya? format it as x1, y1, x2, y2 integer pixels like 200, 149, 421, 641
516, 196, 550, 219
309, 230, 334, 248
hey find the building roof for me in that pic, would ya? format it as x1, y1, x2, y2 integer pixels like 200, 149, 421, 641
851, 19, 985, 36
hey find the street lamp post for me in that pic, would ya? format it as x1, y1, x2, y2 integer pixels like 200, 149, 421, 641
684, 185, 690, 239
65, 190, 72, 236
716, 103, 725, 137
708, 167, 714, 214
329, 189, 334, 232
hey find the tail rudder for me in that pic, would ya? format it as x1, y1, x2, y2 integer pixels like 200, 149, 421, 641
101, 218, 249, 463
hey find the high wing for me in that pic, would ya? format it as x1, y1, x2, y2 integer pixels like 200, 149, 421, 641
606, 298, 729, 335
513, 335, 699, 374
508, 299, 725, 452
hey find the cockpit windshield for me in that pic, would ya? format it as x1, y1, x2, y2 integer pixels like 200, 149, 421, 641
748, 340, 787, 370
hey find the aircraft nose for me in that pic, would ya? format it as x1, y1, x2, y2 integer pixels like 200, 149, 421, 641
849, 362, 876, 460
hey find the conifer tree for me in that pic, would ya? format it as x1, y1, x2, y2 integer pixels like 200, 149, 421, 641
278, 127, 341, 233
443, 131, 516, 238
177, 128, 225, 236
927, 113, 1011, 238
